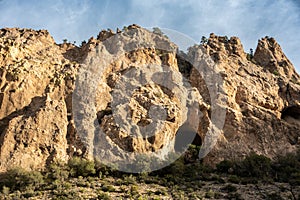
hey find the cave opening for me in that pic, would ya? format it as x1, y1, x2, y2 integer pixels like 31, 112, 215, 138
174, 124, 202, 152
281, 106, 300, 126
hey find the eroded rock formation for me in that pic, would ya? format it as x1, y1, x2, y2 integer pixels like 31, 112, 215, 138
0, 26, 299, 171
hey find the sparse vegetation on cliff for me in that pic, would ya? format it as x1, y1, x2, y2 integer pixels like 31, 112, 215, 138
0, 150, 299, 199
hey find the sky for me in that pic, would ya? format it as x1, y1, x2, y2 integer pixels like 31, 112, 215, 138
0, 0, 299, 72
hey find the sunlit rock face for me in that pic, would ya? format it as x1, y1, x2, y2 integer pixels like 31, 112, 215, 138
0, 26, 299, 171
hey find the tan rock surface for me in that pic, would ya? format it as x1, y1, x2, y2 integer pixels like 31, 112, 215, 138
0, 26, 299, 171
200, 34, 300, 164
0, 28, 79, 171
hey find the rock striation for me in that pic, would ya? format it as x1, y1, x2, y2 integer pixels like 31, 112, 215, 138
0, 26, 299, 171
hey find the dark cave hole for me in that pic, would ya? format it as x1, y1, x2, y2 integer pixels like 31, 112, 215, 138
174, 124, 202, 152
97, 108, 112, 124
281, 106, 300, 120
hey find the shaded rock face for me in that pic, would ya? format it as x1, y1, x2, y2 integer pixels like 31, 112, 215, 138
0, 26, 299, 171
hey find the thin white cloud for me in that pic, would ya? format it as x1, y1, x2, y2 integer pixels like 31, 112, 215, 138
51, 0, 89, 25
0, 0, 299, 71
126, 0, 300, 71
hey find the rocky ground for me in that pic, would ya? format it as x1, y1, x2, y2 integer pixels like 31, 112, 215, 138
1, 149, 300, 200
1, 168, 299, 200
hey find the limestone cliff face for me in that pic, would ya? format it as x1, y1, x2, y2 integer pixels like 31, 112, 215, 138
0, 28, 78, 171
0, 26, 299, 171
198, 34, 300, 164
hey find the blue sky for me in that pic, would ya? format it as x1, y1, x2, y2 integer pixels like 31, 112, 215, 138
0, 0, 299, 72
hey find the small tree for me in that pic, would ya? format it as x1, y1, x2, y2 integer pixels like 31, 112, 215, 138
247, 48, 254, 61
250, 48, 254, 58
68, 157, 96, 177
80, 40, 87, 47
224, 36, 229, 42
200, 36, 208, 45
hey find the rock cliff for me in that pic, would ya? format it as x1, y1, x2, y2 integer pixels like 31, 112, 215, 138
0, 25, 299, 171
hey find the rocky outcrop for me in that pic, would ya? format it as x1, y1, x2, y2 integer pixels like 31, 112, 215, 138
0, 28, 79, 171
0, 26, 299, 171
253, 36, 298, 79
199, 34, 300, 164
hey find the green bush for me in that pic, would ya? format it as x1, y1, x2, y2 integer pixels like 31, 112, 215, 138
228, 175, 240, 184
94, 159, 121, 178
68, 157, 96, 177
160, 156, 185, 176
222, 184, 237, 193
184, 144, 201, 163
122, 174, 137, 185
205, 189, 215, 198
47, 162, 69, 181
234, 152, 272, 178
101, 184, 115, 192
0, 167, 44, 191
97, 192, 111, 200
150, 152, 184, 177
267, 193, 284, 200
272, 151, 300, 184
273, 70, 280, 76
216, 160, 234, 173
130, 185, 139, 196
214, 150, 300, 184
134, 154, 151, 173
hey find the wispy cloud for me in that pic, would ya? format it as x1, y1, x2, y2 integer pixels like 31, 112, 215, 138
0, 0, 299, 71
124, 0, 300, 71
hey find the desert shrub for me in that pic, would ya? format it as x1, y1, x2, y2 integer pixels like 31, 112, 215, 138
273, 70, 280, 76
228, 175, 240, 184
214, 150, 300, 184
234, 152, 272, 178
222, 184, 237, 193
272, 151, 300, 184
130, 185, 139, 196
97, 191, 111, 200
149, 152, 183, 176
216, 160, 234, 173
101, 184, 115, 192
205, 189, 215, 198
267, 192, 284, 200
122, 174, 137, 185
46, 161, 69, 181
94, 159, 122, 178
169, 157, 186, 175
134, 154, 152, 173
184, 144, 201, 163
227, 192, 243, 200
0, 167, 44, 191
240, 177, 258, 184
157, 156, 185, 176
154, 188, 167, 195
68, 157, 96, 177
